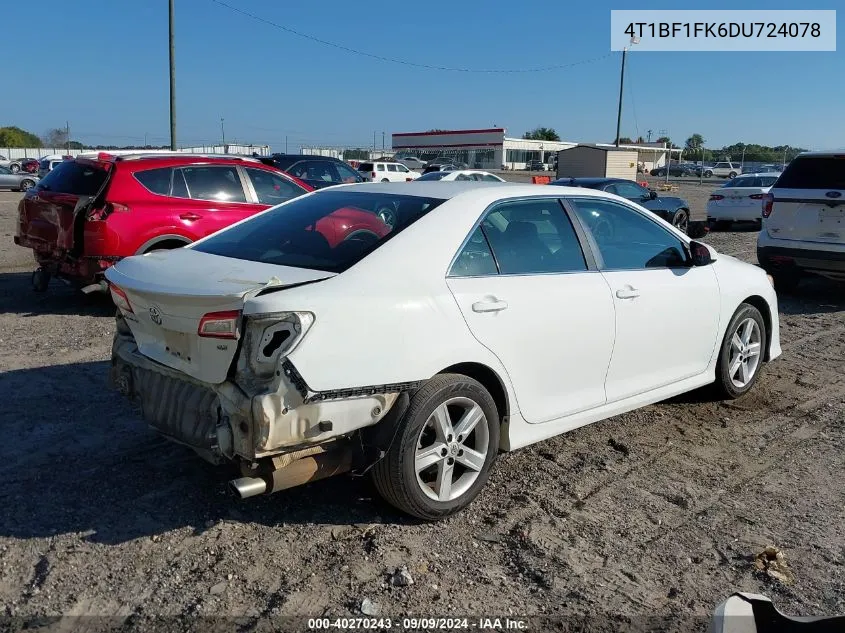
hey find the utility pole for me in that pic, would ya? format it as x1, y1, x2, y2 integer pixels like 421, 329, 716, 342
373, 131, 376, 151
741, 145, 746, 171
647, 129, 653, 142
285, 135, 288, 153
615, 37, 639, 147
65, 121, 70, 155
782, 146, 789, 169
220, 118, 226, 149
382, 131, 385, 151
169, 0, 177, 151
144, 132, 148, 147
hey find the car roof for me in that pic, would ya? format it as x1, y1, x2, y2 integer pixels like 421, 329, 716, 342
735, 172, 782, 177
325, 180, 615, 200
793, 150, 845, 157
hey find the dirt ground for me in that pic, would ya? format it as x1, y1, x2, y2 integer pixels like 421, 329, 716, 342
0, 185, 843, 632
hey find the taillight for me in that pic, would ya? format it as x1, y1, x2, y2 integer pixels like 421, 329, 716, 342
371, 172, 376, 179
762, 193, 774, 218
198, 310, 241, 339
109, 284, 133, 313
749, 193, 764, 200
709, 194, 724, 201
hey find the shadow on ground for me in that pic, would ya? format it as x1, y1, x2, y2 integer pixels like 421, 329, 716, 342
0, 272, 114, 316
0, 361, 402, 546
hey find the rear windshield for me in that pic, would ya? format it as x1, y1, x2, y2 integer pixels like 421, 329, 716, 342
357, 163, 374, 172
192, 191, 446, 273
775, 156, 845, 190
417, 171, 449, 181
37, 160, 109, 195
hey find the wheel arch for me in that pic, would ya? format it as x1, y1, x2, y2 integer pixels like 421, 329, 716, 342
439, 362, 510, 426
135, 234, 192, 255
741, 295, 774, 361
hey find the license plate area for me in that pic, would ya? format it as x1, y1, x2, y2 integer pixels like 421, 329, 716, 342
163, 329, 192, 362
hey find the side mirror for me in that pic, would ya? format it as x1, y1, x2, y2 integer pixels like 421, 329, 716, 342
689, 241, 713, 266
649, 190, 658, 200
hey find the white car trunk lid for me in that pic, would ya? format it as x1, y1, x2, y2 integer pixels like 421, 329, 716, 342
105, 248, 333, 384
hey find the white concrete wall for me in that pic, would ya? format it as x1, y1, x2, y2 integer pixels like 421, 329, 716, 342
1, 145, 270, 160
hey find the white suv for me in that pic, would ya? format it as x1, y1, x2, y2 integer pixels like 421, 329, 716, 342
357, 161, 421, 183
705, 162, 742, 179
757, 151, 845, 291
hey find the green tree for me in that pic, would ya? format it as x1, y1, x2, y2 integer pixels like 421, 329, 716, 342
523, 127, 561, 141
0, 126, 42, 148
617, 136, 634, 144
685, 133, 706, 160
42, 128, 68, 148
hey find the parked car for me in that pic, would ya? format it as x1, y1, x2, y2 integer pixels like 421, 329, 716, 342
757, 164, 780, 173
707, 173, 781, 229
0, 166, 38, 191
550, 177, 702, 236
757, 150, 845, 292
14, 153, 322, 292
37, 155, 72, 179
105, 181, 780, 520
426, 156, 468, 170
417, 170, 506, 182
0, 155, 21, 172
356, 161, 421, 183
651, 163, 695, 177
396, 156, 427, 170
17, 158, 39, 173
705, 162, 742, 179
525, 160, 546, 171
423, 163, 462, 174
259, 154, 366, 189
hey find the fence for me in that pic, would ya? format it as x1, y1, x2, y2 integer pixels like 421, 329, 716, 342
1, 144, 271, 160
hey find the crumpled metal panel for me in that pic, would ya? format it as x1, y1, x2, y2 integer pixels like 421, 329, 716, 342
132, 366, 220, 452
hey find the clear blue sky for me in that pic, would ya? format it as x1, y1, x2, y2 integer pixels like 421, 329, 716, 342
6, 0, 842, 152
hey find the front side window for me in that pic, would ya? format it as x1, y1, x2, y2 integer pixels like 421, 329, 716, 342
192, 191, 445, 273
387, 164, 398, 172
245, 168, 307, 205
479, 199, 587, 275
0, 166, 10, 175
481, 174, 501, 182
570, 198, 688, 270
178, 166, 246, 202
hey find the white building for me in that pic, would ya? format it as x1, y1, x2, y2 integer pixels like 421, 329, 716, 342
390, 128, 680, 171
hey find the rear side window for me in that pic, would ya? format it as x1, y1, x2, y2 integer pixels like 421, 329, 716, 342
449, 227, 498, 277
134, 167, 172, 195
775, 156, 845, 189
192, 191, 445, 273
480, 199, 587, 275
387, 164, 398, 172
178, 166, 246, 202
38, 160, 108, 195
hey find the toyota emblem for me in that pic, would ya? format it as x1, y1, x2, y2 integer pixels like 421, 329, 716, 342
149, 306, 162, 325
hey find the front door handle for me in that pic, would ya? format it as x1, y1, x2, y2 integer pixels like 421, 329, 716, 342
472, 298, 508, 313
615, 286, 640, 299
180, 212, 203, 221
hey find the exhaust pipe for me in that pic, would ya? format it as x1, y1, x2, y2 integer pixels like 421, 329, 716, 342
229, 448, 353, 499
230, 477, 267, 499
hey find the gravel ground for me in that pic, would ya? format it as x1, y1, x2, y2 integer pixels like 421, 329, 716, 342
0, 186, 843, 632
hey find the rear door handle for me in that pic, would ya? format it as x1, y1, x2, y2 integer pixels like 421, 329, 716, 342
472, 298, 508, 313
615, 287, 640, 299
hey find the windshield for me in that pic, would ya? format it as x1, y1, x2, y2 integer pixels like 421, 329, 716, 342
192, 191, 447, 273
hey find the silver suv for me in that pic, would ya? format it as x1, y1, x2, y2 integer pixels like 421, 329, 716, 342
757, 151, 845, 292
705, 162, 742, 179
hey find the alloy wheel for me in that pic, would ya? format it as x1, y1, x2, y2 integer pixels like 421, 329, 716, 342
415, 397, 489, 502
728, 317, 762, 388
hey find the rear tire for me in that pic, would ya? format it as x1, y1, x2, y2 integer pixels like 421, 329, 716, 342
671, 209, 689, 234
19, 179, 35, 191
712, 303, 767, 399
380, 178, 390, 182
728, 172, 737, 179
371, 373, 499, 521
704, 170, 713, 178
10, 163, 20, 174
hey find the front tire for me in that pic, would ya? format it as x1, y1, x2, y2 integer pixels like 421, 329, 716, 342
371, 373, 499, 521
728, 172, 737, 179
671, 209, 689, 234
10, 163, 20, 174
713, 304, 766, 399
19, 179, 35, 191
704, 170, 713, 178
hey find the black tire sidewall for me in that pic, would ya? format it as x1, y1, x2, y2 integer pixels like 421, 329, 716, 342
716, 304, 766, 399
378, 374, 500, 520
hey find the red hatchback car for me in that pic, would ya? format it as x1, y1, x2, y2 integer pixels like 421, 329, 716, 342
15, 153, 389, 292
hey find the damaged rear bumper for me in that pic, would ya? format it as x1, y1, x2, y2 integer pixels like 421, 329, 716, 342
110, 317, 404, 467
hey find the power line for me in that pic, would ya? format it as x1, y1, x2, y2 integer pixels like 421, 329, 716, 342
207, 0, 614, 74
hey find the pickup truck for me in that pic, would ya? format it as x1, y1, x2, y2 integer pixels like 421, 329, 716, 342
705, 162, 742, 179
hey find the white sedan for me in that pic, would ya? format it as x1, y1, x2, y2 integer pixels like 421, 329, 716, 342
707, 172, 781, 228
106, 182, 781, 520
416, 169, 506, 182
